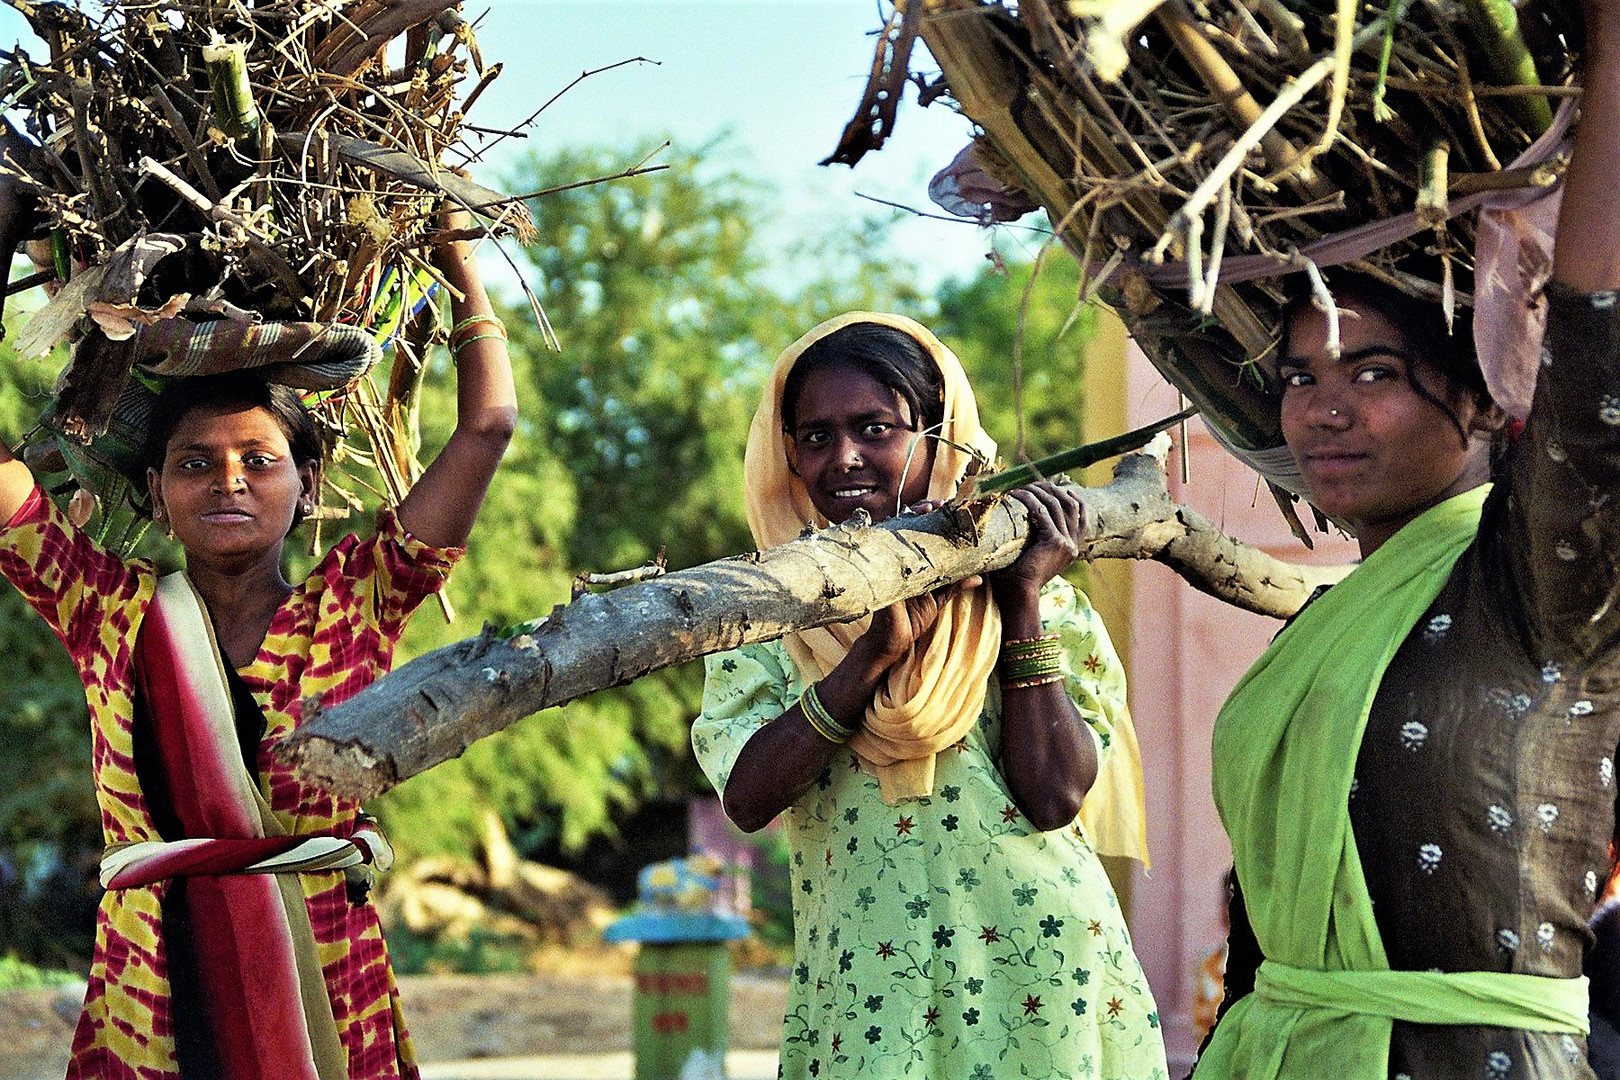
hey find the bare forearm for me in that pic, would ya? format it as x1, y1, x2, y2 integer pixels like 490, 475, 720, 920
1554, 5, 1620, 292
721, 642, 894, 832
441, 242, 518, 439
396, 239, 516, 546
0, 440, 35, 524
993, 585, 1098, 831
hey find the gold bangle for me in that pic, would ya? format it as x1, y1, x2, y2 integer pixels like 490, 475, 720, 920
1000, 673, 1066, 691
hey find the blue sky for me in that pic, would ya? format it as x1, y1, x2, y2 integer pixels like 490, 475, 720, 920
0, 1, 1043, 289
454, 1, 1023, 284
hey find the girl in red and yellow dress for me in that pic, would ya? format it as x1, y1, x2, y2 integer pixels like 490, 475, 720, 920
0, 216, 515, 1080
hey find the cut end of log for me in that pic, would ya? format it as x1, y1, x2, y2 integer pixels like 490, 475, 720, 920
276, 733, 399, 801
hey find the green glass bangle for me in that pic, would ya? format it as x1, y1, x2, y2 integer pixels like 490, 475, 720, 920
1002, 632, 1060, 649
801, 683, 855, 744
1000, 636, 1063, 662
1000, 646, 1063, 667
451, 312, 505, 339
450, 331, 507, 364
998, 656, 1065, 680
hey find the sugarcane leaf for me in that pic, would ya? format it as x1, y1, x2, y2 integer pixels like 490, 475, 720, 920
972, 406, 1198, 494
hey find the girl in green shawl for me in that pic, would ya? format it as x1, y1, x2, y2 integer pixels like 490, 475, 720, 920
1197, 1, 1620, 1077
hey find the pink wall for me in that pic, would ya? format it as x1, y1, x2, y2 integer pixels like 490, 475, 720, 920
1119, 342, 1359, 1069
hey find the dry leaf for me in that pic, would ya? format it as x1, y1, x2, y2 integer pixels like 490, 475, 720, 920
14, 265, 106, 359
67, 487, 97, 528
87, 293, 192, 341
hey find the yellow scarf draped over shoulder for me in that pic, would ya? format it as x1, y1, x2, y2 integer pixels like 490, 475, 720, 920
745, 312, 1000, 804
1200, 485, 1587, 1080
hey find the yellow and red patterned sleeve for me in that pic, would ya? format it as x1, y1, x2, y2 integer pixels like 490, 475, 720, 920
0, 485, 145, 658
311, 506, 462, 644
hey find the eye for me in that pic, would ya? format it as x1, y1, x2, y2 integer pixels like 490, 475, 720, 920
244, 451, 277, 468
861, 422, 894, 438
175, 456, 210, 472
1354, 364, 1398, 383
798, 430, 829, 449
1280, 370, 1313, 388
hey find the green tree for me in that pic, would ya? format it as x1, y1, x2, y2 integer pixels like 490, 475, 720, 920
0, 331, 108, 964
931, 251, 1101, 463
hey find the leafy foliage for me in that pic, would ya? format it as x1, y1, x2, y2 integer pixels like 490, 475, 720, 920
932, 252, 1100, 464
0, 953, 83, 990
0, 330, 109, 965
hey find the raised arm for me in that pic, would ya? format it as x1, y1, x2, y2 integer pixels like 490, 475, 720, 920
0, 439, 37, 525
394, 208, 518, 548
1512, 0, 1620, 656
1554, 0, 1620, 291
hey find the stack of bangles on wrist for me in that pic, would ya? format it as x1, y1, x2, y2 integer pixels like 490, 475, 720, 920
999, 633, 1064, 690
801, 683, 857, 744
449, 312, 507, 362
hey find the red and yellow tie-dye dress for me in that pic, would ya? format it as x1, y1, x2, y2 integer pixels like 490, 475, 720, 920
0, 485, 461, 1080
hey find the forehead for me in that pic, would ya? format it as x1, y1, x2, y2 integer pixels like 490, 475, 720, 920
1282, 300, 1412, 365
791, 363, 909, 425
165, 402, 290, 449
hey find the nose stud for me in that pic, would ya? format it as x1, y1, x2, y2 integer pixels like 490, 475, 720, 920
1329, 408, 1341, 417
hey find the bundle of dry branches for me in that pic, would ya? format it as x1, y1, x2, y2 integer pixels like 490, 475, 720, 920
0, 0, 539, 540
833, 0, 1583, 526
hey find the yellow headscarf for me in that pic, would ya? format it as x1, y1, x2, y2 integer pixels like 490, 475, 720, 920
744, 312, 1002, 803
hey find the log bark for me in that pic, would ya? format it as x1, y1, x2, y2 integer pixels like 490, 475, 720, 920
278, 447, 1350, 799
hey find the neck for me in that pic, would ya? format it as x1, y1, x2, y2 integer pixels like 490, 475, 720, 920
181, 550, 294, 667
1355, 454, 1492, 559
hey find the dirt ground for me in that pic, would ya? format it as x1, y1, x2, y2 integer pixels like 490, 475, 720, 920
1, 970, 788, 1080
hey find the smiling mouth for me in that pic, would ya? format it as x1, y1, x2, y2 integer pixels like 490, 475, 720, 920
201, 508, 254, 522
829, 487, 878, 499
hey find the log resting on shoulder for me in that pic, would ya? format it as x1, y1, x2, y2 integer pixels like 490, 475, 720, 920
278, 446, 1351, 799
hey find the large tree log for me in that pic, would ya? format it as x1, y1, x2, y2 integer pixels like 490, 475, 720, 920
279, 445, 1350, 798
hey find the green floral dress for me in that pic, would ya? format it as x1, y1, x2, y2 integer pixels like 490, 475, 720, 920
693, 580, 1167, 1080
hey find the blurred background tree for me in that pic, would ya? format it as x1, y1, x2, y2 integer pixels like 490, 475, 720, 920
0, 139, 1103, 970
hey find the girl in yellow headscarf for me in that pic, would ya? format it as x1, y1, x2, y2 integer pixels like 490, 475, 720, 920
692, 312, 1165, 1080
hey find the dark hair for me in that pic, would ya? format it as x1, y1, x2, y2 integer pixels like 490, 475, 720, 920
1278, 271, 1491, 443
145, 372, 325, 479
781, 323, 946, 436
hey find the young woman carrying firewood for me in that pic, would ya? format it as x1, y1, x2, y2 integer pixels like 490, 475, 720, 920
1195, 0, 1620, 1075
692, 312, 1167, 1080
0, 210, 514, 1080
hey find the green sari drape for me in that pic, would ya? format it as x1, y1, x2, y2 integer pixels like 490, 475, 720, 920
1200, 485, 1587, 1080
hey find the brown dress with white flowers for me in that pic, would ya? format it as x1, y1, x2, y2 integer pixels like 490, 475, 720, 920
1213, 284, 1620, 1080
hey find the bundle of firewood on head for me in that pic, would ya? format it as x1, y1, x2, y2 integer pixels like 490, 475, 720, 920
0, 0, 536, 547
831, 0, 1583, 534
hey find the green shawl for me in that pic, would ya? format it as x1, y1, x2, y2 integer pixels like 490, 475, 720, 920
1199, 485, 1588, 1079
